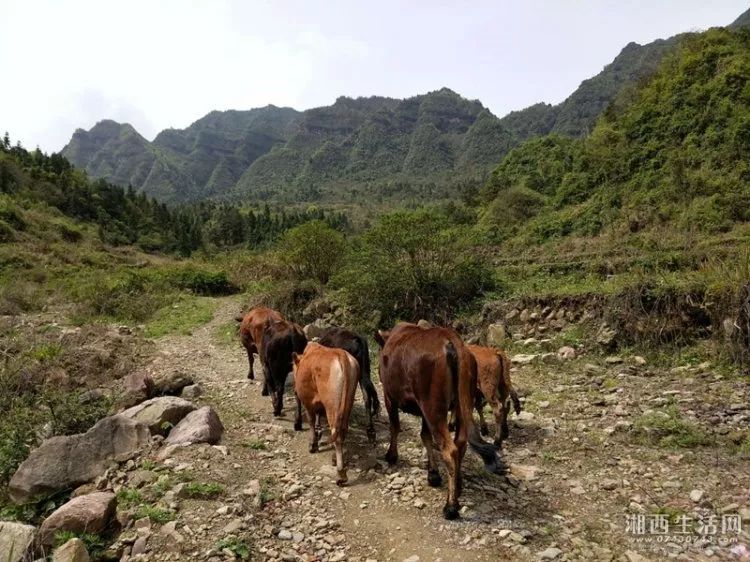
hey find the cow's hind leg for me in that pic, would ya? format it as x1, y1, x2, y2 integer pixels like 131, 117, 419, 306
431, 419, 460, 520
245, 342, 257, 379
384, 396, 400, 465
272, 386, 284, 417
489, 395, 506, 447
420, 417, 442, 487
307, 407, 320, 453
294, 392, 303, 431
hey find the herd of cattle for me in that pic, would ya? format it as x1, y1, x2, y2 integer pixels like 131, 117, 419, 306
238, 307, 521, 520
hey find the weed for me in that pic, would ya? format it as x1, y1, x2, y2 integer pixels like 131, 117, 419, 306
134, 504, 176, 524
215, 537, 252, 560
242, 438, 268, 451
116, 488, 143, 507
54, 530, 107, 558
633, 406, 711, 448
144, 296, 217, 338
182, 482, 225, 499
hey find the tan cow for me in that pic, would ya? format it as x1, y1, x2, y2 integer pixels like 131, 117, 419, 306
467, 344, 522, 447
292, 343, 359, 486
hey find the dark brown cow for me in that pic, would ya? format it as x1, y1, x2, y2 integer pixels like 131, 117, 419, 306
467, 344, 522, 447
239, 307, 283, 380
262, 319, 307, 416
292, 343, 359, 485
375, 322, 504, 520
318, 327, 380, 442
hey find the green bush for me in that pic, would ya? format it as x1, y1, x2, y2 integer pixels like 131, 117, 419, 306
171, 267, 236, 296
333, 210, 493, 326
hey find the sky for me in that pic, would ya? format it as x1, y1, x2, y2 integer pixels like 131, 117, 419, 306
1, 0, 748, 152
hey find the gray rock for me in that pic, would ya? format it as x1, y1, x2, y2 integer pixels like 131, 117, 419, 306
0, 521, 36, 562
121, 396, 196, 436
556, 346, 576, 360
165, 406, 223, 445
303, 319, 331, 340
538, 546, 562, 560
121, 371, 154, 408
39, 492, 116, 546
278, 529, 293, 540
511, 354, 538, 365
9, 415, 149, 503
52, 538, 90, 562
487, 323, 507, 347
180, 384, 203, 400
152, 370, 194, 395
131, 535, 148, 556
689, 489, 704, 503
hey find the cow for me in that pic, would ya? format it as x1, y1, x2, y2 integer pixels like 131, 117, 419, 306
239, 307, 284, 381
374, 322, 504, 520
467, 344, 522, 447
262, 319, 307, 416
318, 327, 380, 442
292, 343, 359, 486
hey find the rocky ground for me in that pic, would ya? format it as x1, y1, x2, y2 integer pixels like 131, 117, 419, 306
5, 296, 750, 561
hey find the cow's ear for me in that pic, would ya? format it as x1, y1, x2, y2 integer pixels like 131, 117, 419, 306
374, 330, 388, 348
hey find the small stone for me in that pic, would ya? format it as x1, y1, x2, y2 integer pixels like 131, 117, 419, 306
413, 498, 427, 509
556, 346, 576, 360
538, 547, 562, 560
690, 489, 704, 503
605, 356, 624, 364
633, 356, 647, 366
517, 411, 535, 421
538, 401, 550, 409
600, 479, 618, 491
403, 556, 420, 562
52, 537, 90, 562
278, 529, 293, 540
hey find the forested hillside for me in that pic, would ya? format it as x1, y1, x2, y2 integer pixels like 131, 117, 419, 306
479, 27, 750, 242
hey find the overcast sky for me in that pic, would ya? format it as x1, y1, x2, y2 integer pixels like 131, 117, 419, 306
2, 0, 748, 152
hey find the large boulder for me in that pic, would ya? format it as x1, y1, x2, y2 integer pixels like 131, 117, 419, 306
0, 521, 36, 562
166, 406, 224, 445
52, 537, 90, 562
39, 492, 116, 546
121, 396, 196, 436
9, 416, 149, 504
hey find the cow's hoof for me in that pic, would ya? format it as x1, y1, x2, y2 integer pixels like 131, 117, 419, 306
309, 445, 319, 454
443, 504, 460, 520
480, 424, 489, 436
427, 470, 442, 487
366, 428, 376, 443
247, 372, 254, 380
447, 422, 456, 432
336, 471, 348, 486
384, 450, 398, 465
294, 420, 302, 431
261, 388, 269, 396
493, 438, 503, 449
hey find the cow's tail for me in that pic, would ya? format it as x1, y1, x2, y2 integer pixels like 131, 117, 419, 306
334, 353, 358, 443
497, 351, 521, 415
446, 341, 504, 474
360, 337, 381, 417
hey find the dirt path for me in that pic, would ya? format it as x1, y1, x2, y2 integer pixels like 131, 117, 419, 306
121, 296, 749, 562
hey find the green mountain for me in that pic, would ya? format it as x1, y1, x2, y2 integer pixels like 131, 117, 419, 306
63, 90, 512, 203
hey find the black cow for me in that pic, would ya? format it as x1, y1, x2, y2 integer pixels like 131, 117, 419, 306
318, 327, 380, 442
262, 319, 307, 416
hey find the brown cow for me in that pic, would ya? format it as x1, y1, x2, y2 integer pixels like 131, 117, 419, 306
375, 323, 504, 520
239, 307, 283, 381
467, 345, 522, 447
262, 319, 308, 416
292, 343, 359, 485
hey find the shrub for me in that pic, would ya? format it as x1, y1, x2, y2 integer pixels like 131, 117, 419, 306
275, 220, 347, 284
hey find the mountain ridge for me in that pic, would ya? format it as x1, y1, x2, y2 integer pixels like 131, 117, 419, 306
62, 10, 750, 203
